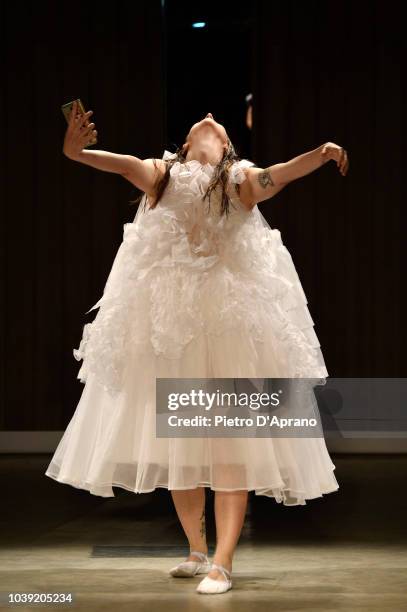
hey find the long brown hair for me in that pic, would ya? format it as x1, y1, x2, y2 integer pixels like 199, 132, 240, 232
130, 138, 242, 218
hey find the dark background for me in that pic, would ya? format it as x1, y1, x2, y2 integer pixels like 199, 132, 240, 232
165, 1, 254, 158
0, 0, 405, 430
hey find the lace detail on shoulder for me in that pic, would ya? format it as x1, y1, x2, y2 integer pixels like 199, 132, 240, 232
228, 159, 256, 185
162, 149, 177, 161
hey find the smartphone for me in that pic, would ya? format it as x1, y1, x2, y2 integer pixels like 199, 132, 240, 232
61, 98, 97, 147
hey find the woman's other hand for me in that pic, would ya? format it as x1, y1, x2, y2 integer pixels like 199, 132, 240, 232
321, 142, 349, 176
63, 100, 97, 161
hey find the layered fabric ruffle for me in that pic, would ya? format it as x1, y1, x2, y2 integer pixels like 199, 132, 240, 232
73, 153, 327, 397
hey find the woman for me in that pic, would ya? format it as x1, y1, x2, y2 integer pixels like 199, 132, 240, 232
46, 100, 348, 595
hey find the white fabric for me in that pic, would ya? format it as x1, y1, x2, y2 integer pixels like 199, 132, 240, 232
45, 151, 339, 505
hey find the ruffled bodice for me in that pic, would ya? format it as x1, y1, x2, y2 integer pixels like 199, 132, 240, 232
73, 151, 327, 397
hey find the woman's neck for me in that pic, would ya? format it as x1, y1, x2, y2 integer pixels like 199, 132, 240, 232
185, 138, 224, 166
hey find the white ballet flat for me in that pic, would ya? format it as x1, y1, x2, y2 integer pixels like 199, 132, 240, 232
196, 562, 232, 594
169, 551, 211, 577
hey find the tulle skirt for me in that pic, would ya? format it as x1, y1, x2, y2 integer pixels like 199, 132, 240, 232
45, 324, 339, 506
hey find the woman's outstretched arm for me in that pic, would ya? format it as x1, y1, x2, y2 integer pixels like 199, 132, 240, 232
244, 142, 349, 206
62, 100, 164, 195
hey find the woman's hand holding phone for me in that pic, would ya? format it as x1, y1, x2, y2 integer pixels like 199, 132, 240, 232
63, 100, 98, 161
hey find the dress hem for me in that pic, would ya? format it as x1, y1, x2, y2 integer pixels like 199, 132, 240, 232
45, 467, 339, 506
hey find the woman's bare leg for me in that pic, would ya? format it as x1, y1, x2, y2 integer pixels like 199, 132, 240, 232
209, 490, 248, 580
171, 488, 208, 561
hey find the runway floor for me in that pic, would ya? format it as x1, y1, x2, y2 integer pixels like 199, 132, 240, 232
1, 453, 406, 611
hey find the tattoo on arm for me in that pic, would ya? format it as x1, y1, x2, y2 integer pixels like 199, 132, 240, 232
199, 509, 206, 539
257, 170, 275, 189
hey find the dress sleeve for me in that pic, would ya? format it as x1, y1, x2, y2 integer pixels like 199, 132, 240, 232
228, 159, 256, 185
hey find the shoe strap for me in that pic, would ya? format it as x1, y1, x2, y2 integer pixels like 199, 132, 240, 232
189, 551, 208, 562
210, 562, 231, 580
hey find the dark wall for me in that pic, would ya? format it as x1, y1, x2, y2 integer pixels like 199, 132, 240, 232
0, 1, 165, 429
165, 0, 254, 158
1, 0, 405, 432
253, 0, 405, 378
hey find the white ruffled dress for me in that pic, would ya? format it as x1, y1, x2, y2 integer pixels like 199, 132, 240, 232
45, 151, 339, 505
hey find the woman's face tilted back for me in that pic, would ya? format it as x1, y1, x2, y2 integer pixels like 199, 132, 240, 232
183, 113, 229, 163
139, 113, 239, 215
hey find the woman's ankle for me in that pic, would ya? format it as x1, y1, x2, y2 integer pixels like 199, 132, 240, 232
212, 552, 233, 572
188, 544, 208, 557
